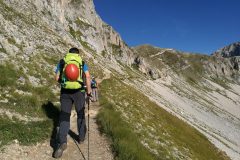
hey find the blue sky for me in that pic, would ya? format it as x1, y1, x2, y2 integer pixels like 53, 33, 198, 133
94, 0, 240, 54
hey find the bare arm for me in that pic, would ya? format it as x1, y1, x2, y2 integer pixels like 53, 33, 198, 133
55, 61, 60, 82
85, 71, 92, 94
55, 73, 60, 82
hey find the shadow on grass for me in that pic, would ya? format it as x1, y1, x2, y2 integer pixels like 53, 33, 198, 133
42, 101, 60, 150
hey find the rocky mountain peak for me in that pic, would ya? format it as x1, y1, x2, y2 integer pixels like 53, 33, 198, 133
213, 42, 240, 57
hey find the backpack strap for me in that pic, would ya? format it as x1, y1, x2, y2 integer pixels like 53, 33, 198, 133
79, 61, 86, 90
58, 59, 65, 83
80, 61, 85, 79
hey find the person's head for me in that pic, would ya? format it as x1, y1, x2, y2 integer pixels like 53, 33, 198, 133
69, 48, 85, 57
69, 47, 79, 54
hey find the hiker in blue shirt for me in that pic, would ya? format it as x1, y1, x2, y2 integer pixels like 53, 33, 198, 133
53, 48, 92, 158
91, 76, 98, 102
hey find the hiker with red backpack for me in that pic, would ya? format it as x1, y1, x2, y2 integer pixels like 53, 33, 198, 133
53, 47, 92, 158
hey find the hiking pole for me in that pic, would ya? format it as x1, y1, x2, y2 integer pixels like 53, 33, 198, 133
71, 137, 86, 160
87, 94, 90, 160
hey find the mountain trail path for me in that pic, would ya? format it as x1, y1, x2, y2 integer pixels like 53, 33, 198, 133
0, 101, 114, 160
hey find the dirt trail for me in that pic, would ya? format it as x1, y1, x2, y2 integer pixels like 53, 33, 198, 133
0, 101, 114, 160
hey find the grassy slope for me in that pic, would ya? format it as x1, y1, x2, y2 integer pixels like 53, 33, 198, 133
97, 97, 156, 160
97, 78, 229, 160
0, 117, 52, 148
0, 55, 60, 148
135, 45, 236, 89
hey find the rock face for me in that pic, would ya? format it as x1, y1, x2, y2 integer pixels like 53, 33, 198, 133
213, 42, 240, 57
212, 42, 240, 81
0, 0, 133, 64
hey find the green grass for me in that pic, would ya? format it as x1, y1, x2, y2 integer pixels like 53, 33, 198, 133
131, 63, 139, 70
0, 116, 52, 148
161, 52, 209, 85
0, 101, 60, 148
0, 47, 6, 53
0, 56, 58, 117
0, 0, 38, 27
75, 18, 95, 30
42, 53, 59, 66
211, 77, 230, 89
69, 26, 83, 40
97, 78, 229, 160
5, 84, 57, 117
0, 55, 60, 148
0, 64, 18, 87
68, 26, 96, 53
79, 39, 96, 53
22, 54, 57, 85
134, 45, 164, 57
134, 45, 215, 86
7, 37, 16, 45
97, 97, 156, 160
87, 58, 104, 79
101, 50, 107, 58
110, 43, 122, 56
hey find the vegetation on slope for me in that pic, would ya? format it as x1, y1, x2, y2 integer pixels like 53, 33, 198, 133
0, 56, 60, 148
134, 45, 233, 87
97, 97, 156, 160
0, 117, 52, 148
97, 77, 229, 160
161, 51, 207, 84
134, 44, 165, 57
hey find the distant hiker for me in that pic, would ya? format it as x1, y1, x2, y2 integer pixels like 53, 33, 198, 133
91, 76, 98, 102
53, 47, 92, 158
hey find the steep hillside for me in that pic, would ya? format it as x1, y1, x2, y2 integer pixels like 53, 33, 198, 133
0, 0, 132, 119
134, 45, 240, 82
0, 0, 239, 160
0, 0, 125, 155
130, 45, 240, 159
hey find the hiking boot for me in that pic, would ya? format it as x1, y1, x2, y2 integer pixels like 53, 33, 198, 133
53, 143, 67, 158
78, 137, 85, 144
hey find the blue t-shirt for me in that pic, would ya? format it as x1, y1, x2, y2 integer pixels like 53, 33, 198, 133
91, 79, 97, 88
55, 62, 88, 74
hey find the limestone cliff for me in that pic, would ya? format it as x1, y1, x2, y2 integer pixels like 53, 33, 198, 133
0, 0, 133, 64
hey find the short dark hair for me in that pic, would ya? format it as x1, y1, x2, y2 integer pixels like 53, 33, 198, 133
69, 47, 79, 54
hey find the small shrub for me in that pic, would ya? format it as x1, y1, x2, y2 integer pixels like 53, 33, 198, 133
211, 77, 230, 89
101, 50, 107, 57
0, 47, 6, 53
75, 18, 95, 30
0, 64, 18, 87
131, 63, 139, 70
